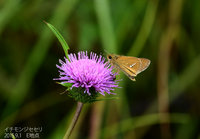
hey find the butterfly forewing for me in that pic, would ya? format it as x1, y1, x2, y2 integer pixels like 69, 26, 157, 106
107, 54, 150, 81
117, 56, 150, 75
117, 63, 137, 81
139, 58, 151, 73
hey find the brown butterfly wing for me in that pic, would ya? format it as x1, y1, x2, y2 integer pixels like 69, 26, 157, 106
116, 56, 150, 76
137, 58, 151, 74
119, 65, 137, 81
107, 54, 150, 81
112, 56, 138, 81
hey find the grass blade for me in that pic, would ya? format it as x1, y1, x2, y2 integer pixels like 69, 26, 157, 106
44, 21, 70, 59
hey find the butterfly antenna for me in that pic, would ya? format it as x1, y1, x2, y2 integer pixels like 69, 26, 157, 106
104, 49, 110, 54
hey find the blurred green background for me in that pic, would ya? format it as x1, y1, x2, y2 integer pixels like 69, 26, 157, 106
0, 0, 200, 138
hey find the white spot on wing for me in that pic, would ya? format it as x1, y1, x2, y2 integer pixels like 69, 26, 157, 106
129, 63, 136, 68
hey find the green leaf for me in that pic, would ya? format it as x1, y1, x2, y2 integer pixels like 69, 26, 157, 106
56, 82, 72, 88
44, 21, 70, 60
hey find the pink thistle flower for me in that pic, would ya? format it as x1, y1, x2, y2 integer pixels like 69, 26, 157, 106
55, 51, 119, 96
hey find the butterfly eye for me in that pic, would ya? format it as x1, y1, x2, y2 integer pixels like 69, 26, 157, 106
108, 56, 112, 59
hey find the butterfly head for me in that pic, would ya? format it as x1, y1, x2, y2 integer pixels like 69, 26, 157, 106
107, 54, 118, 61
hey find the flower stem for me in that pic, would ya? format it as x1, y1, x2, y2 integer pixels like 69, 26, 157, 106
63, 101, 84, 139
